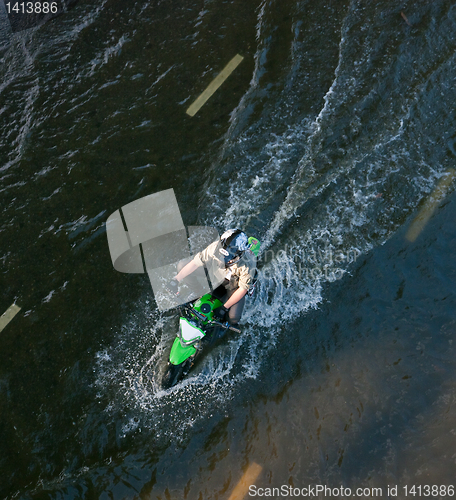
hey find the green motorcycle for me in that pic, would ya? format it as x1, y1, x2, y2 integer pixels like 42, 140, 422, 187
161, 236, 261, 389
160, 294, 241, 389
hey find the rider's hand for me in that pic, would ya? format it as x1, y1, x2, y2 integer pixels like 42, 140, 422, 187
212, 306, 228, 321
166, 278, 180, 295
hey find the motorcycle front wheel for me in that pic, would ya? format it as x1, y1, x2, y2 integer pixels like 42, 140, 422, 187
161, 359, 192, 389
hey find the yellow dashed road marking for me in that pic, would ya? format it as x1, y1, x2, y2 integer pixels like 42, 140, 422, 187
228, 462, 263, 500
0, 304, 21, 333
186, 54, 244, 117
406, 169, 456, 242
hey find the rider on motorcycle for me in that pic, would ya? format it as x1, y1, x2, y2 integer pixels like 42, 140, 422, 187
172, 229, 257, 326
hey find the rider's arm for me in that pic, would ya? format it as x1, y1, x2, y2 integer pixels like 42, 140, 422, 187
174, 241, 217, 282
174, 259, 199, 282
223, 287, 247, 309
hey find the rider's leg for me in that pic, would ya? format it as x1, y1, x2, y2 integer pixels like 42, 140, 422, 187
212, 282, 229, 300
212, 289, 244, 341
224, 288, 245, 326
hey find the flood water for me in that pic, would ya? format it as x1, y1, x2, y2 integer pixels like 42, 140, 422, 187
1, 0, 456, 498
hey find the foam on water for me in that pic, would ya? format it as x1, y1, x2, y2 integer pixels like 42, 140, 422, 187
93, 294, 270, 444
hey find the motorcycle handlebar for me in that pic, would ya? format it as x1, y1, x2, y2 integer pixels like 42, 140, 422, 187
188, 307, 206, 321
186, 306, 241, 334
209, 321, 241, 334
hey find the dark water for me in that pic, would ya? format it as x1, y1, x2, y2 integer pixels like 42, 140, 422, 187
1, 0, 456, 498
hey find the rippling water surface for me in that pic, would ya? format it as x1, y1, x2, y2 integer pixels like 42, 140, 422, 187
1, 0, 455, 498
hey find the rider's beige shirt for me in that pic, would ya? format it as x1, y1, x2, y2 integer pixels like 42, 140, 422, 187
192, 240, 257, 291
